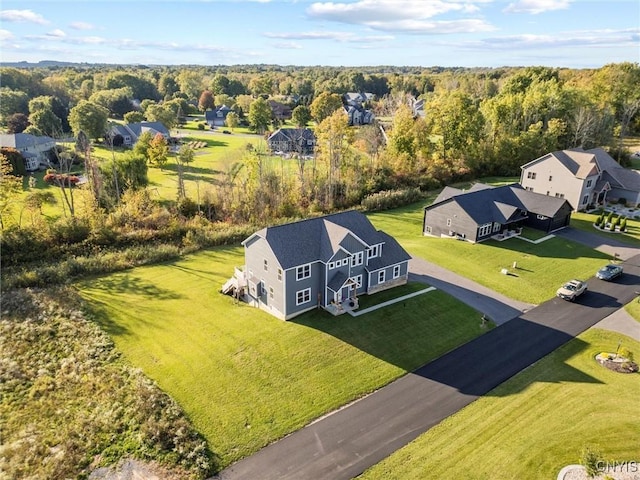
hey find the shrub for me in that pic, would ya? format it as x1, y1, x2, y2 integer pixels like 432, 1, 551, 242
594, 216, 602, 227
197, 123, 205, 130
606, 211, 614, 224
618, 347, 634, 362
361, 188, 424, 212
620, 217, 627, 232
614, 215, 622, 226
580, 445, 603, 477
609, 222, 616, 232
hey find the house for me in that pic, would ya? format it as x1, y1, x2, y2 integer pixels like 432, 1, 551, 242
224, 210, 411, 320
520, 147, 640, 210
423, 183, 572, 243
108, 121, 170, 147
0, 133, 56, 171
342, 92, 376, 126
268, 100, 292, 121
267, 128, 315, 155
205, 105, 233, 128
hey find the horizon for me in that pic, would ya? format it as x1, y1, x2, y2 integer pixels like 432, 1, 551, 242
1, 1, 638, 69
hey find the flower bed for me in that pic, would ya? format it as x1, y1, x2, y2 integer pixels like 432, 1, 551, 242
595, 352, 639, 373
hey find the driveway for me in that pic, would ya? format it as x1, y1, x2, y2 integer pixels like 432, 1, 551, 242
555, 227, 639, 260
216, 255, 640, 480
408, 257, 535, 325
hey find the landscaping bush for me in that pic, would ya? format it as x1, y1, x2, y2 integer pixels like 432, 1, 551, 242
606, 211, 614, 224
580, 445, 603, 478
197, 123, 205, 130
620, 217, 627, 232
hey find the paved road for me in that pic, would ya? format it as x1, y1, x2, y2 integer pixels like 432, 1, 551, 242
408, 257, 535, 325
216, 255, 640, 480
555, 227, 639, 260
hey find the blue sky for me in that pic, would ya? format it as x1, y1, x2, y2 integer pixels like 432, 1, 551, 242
1, 0, 638, 68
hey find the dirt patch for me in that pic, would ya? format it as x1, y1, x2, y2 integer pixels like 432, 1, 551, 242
89, 459, 187, 480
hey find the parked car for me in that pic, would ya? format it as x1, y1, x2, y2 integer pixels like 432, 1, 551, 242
596, 264, 623, 281
556, 279, 588, 301
222, 130, 232, 134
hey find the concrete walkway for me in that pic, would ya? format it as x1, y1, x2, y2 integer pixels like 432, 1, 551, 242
408, 257, 536, 325
348, 287, 436, 317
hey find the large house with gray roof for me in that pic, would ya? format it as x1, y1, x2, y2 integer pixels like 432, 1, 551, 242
0, 133, 56, 171
423, 183, 572, 243
107, 121, 170, 147
520, 147, 640, 210
224, 210, 411, 320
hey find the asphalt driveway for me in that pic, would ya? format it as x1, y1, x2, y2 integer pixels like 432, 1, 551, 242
555, 227, 639, 260
216, 255, 640, 480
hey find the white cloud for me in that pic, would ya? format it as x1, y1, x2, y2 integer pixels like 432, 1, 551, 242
69, 21, 95, 31
0, 9, 49, 24
272, 41, 303, 49
306, 0, 493, 33
47, 29, 66, 38
0, 29, 15, 41
504, 0, 572, 15
264, 31, 393, 42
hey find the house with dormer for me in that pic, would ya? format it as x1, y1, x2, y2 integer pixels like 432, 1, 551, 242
423, 183, 572, 243
267, 128, 315, 155
205, 105, 233, 128
0, 133, 56, 171
520, 147, 640, 210
224, 210, 411, 320
108, 121, 170, 147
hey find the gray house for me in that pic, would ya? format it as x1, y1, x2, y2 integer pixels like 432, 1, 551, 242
520, 147, 640, 210
423, 183, 572, 243
205, 105, 233, 128
224, 210, 411, 320
0, 133, 56, 171
267, 128, 315, 155
108, 121, 170, 147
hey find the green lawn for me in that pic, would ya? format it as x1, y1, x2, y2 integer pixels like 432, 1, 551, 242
625, 297, 640, 322
571, 212, 640, 247
76, 247, 489, 468
367, 202, 612, 304
360, 328, 640, 480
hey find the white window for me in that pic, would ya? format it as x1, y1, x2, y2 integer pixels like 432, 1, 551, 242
269, 287, 274, 299
264, 259, 268, 271
368, 245, 380, 259
555, 193, 565, 198
328, 262, 335, 270
582, 195, 589, 205
527, 171, 537, 179
342, 258, 349, 266
351, 251, 364, 267
393, 265, 401, 279
296, 264, 311, 280
352, 274, 363, 287
493, 222, 501, 232
478, 223, 492, 237
378, 270, 385, 284
586, 179, 593, 188
537, 214, 546, 220
296, 288, 311, 305
526, 187, 534, 191
548, 175, 553, 181
446, 218, 452, 227
277, 268, 282, 281
261, 281, 266, 296
425, 226, 432, 234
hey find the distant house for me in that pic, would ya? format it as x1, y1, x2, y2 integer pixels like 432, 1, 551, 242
0, 133, 56, 171
520, 147, 640, 210
423, 183, 572, 243
268, 100, 292, 121
205, 105, 233, 128
342, 92, 375, 126
267, 128, 315, 155
108, 121, 170, 147
410, 97, 425, 118
223, 210, 411, 320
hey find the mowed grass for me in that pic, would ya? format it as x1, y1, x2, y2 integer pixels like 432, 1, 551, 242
76, 247, 489, 468
571, 211, 640, 247
367, 203, 614, 304
360, 328, 640, 480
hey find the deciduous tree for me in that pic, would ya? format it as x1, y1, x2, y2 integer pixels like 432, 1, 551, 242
68, 100, 109, 141
310, 92, 343, 124
292, 105, 311, 127
248, 97, 272, 134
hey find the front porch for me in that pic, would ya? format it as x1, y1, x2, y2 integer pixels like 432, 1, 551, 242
324, 297, 360, 316
492, 227, 522, 241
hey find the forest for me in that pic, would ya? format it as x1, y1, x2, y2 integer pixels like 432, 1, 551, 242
1, 62, 640, 286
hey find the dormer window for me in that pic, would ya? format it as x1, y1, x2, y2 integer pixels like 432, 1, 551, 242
368, 245, 380, 259
586, 179, 593, 188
